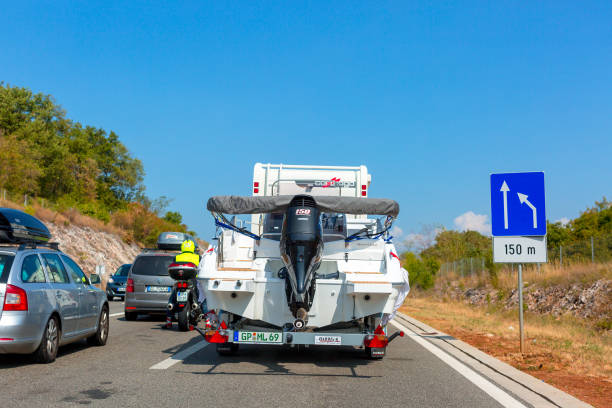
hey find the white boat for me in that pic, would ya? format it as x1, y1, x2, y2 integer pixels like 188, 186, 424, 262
199, 164, 409, 358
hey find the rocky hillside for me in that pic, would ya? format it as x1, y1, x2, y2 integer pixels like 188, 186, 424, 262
439, 278, 612, 328
47, 222, 141, 280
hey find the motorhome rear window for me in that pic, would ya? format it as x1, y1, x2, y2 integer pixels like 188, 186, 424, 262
322, 213, 346, 242
131, 255, 174, 276
263, 213, 284, 235
0, 254, 15, 283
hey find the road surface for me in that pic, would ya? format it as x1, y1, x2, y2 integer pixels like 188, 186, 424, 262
0, 302, 588, 407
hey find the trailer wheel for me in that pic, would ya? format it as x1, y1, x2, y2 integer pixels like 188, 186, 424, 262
365, 346, 385, 360
216, 343, 239, 356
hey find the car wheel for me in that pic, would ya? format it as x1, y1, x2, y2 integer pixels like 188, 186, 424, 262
124, 310, 138, 321
34, 316, 60, 364
87, 306, 109, 346
177, 303, 190, 331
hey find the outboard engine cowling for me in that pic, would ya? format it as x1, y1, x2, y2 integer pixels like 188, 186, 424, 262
280, 195, 323, 320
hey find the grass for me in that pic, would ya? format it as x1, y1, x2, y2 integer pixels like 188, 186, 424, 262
437, 261, 611, 291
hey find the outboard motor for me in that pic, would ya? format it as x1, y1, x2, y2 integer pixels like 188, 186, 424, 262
280, 195, 323, 326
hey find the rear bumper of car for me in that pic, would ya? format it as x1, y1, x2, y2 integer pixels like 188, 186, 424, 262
124, 295, 169, 313
0, 312, 43, 354
106, 284, 126, 297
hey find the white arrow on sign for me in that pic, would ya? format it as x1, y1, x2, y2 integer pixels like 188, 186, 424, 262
500, 181, 510, 229
517, 193, 537, 228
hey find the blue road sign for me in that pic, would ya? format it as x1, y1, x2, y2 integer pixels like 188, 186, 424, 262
490, 172, 546, 236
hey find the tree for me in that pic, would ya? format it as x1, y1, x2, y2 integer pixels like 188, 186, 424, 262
164, 211, 183, 225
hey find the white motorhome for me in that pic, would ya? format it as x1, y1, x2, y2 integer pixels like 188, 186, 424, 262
198, 163, 408, 358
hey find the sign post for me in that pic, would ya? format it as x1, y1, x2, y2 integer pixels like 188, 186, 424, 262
490, 172, 547, 354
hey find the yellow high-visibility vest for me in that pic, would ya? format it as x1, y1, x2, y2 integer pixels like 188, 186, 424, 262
175, 251, 200, 266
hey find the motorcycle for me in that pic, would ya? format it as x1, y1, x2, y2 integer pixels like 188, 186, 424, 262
167, 262, 203, 331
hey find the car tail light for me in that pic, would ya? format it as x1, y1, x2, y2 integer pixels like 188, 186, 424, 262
0, 338, 14, 341
126, 278, 134, 293
364, 325, 389, 348
4, 284, 28, 311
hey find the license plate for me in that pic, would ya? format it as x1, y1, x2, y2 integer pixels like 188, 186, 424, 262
146, 286, 171, 293
117, 287, 125, 292
314, 335, 342, 345
176, 291, 188, 302
234, 331, 283, 344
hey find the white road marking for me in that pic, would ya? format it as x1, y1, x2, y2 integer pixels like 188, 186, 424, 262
109, 312, 123, 317
149, 341, 210, 370
391, 320, 527, 408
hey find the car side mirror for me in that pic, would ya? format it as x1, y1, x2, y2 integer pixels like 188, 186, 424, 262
89, 274, 101, 284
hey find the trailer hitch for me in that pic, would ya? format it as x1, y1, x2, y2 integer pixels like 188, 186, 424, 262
387, 330, 405, 344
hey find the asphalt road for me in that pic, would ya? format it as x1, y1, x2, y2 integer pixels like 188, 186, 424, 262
0, 302, 534, 407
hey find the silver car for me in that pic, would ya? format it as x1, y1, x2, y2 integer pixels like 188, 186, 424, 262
0, 244, 109, 363
124, 251, 176, 320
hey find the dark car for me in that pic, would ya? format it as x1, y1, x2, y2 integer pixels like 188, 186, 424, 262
106, 264, 131, 301
124, 251, 176, 320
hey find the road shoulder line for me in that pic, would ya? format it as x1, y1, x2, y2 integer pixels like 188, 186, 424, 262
391, 319, 528, 408
149, 341, 210, 370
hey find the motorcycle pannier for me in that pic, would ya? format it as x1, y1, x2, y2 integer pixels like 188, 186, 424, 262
168, 263, 198, 280
0, 208, 52, 244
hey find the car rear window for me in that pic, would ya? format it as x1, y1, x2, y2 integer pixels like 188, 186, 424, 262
116, 264, 131, 277
0, 254, 15, 283
131, 255, 174, 276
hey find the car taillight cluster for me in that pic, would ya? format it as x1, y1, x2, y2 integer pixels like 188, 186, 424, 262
3, 284, 28, 311
126, 278, 134, 293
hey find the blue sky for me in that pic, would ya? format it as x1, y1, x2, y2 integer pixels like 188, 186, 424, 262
1, 1, 611, 243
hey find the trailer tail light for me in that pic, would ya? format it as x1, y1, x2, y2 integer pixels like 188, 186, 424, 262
361, 184, 367, 196
253, 182, 259, 187
204, 330, 229, 343
364, 325, 389, 348
253, 188, 259, 194
253, 181, 260, 194
126, 278, 134, 293
3, 285, 28, 311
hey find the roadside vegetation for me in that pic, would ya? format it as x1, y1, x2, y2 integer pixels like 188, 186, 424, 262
0, 83, 195, 246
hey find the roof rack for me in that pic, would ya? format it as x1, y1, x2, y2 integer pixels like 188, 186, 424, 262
17, 241, 60, 251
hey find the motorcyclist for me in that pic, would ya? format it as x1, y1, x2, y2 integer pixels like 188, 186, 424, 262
165, 239, 202, 329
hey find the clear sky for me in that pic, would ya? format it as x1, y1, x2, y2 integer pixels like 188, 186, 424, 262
2, 1, 611, 244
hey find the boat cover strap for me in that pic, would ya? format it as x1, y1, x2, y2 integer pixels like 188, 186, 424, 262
206, 195, 399, 217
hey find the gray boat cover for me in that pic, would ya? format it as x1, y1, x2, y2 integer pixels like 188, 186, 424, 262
207, 195, 399, 217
